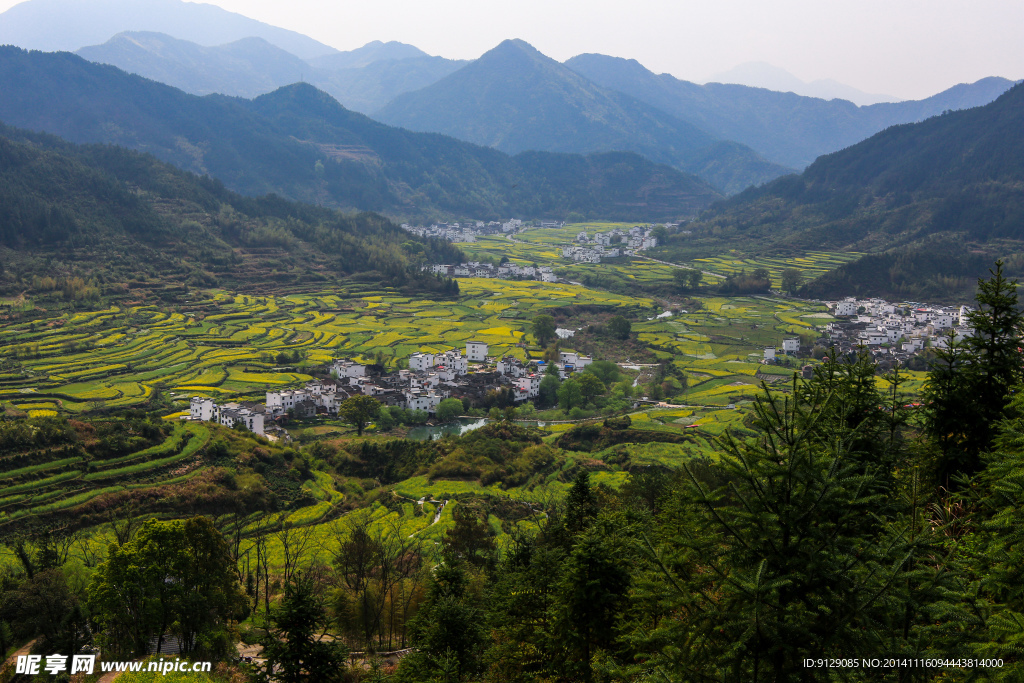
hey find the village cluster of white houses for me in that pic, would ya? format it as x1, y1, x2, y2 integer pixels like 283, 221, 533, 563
821, 298, 972, 356
424, 262, 559, 282
757, 297, 973, 362
400, 219, 525, 243
186, 342, 595, 435
562, 226, 659, 263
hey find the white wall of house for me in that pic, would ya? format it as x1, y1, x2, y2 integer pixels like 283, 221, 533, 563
466, 342, 488, 362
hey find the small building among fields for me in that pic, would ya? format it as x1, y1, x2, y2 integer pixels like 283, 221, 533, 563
466, 341, 489, 362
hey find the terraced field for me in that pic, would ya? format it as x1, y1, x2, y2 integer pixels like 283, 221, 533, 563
0, 282, 649, 412
455, 223, 861, 292
0, 421, 211, 525
0, 272, 921, 418
691, 251, 863, 289
458, 222, 685, 289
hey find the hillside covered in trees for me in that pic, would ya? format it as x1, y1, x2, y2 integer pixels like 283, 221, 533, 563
657, 83, 1024, 301
0, 124, 462, 299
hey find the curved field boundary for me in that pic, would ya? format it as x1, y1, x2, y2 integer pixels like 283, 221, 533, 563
124, 467, 208, 490
90, 427, 184, 469
0, 470, 82, 498
0, 456, 84, 480
23, 485, 127, 517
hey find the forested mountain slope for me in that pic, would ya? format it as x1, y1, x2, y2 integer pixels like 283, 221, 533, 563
0, 47, 719, 221
566, 53, 1018, 170
675, 83, 1024, 301
375, 39, 792, 195
0, 124, 464, 298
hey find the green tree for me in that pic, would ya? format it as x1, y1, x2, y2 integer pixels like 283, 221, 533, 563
436, 398, 465, 423
539, 373, 561, 408
375, 406, 396, 431
557, 378, 584, 412
554, 523, 631, 681
607, 315, 631, 340
11, 569, 80, 653
687, 269, 703, 290
583, 360, 621, 385
404, 557, 485, 680
443, 503, 497, 568
89, 517, 245, 658
563, 470, 597, 536
532, 314, 557, 347
673, 268, 703, 291
576, 372, 606, 404
924, 261, 1023, 482
633, 378, 945, 680
781, 267, 802, 293
338, 395, 382, 437
257, 575, 347, 683
970, 392, 1024, 666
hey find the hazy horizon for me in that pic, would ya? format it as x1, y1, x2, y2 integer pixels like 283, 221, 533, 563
0, 0, 1021, 101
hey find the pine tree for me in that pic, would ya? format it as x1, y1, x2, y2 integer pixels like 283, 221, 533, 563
925, 261, 1023, 483
257, 575, 347, 683
631, 376, 943, 680
404, 556, 485, 680
564, 470, 597, 536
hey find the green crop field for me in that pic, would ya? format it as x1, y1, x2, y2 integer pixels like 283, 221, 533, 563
0, 280, 653, 412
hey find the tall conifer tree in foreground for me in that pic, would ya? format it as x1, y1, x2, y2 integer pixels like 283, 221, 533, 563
924, 261, 1023, 485
630, 361, 966, 681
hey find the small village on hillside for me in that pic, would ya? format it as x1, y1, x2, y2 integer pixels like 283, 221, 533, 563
819, 297, 972, 362
561, 225, 661, 262
424, 262, 560, 282
185, 341, 594, 437
400, 218, 529, 242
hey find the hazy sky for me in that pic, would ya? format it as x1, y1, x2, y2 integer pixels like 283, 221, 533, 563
3, 0, 1021, 99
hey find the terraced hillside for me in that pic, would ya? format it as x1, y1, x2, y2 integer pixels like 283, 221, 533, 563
455, 222, 861, 293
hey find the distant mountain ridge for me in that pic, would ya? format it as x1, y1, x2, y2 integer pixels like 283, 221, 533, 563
77, 32, 467, 112
375, 39, 793, 195
565, 53, 1019, 170
707, 62, 899, 106
0, 0, 338, 59
77, 32, 312, 99
0, 46, 721, 221
307, 40, 429, 70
